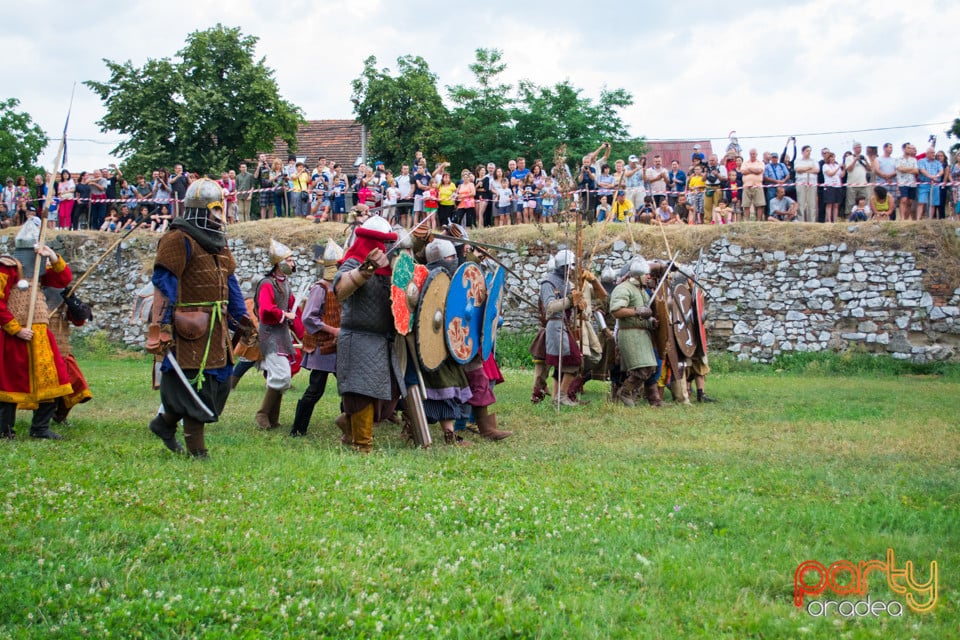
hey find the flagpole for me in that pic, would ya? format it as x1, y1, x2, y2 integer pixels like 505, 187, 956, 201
26, 85, 75, 329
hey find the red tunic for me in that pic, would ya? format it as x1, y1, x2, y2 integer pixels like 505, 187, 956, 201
0, 257, 74, 406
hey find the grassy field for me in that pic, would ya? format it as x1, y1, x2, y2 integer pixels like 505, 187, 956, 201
0, 353, 957, 639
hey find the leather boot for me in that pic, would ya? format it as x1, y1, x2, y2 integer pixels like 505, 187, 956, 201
645, 384, 664, 408
350, 404, 374, 453
268, 389, 283, 430
530, 385, 547, 404
616, 376, 641, 407
149, 412, 184, 453
567, 374, 589, 405
697, 389, 717, 403
29, 403, 63, 440
476, 412, 511, 440
335, 413, 353, 445
557, 375, 579, 407
182, 418, 208, 459
255, 388, 282, 430
290, 398, 311, 437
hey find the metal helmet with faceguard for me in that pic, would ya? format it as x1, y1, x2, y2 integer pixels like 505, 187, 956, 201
268, 239, 295, 275
182, 178, 226, 237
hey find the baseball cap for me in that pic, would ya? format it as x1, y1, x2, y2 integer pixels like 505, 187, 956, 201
693, 144, 701, 150
771, 152, 779, 158
628, 154, 639, 162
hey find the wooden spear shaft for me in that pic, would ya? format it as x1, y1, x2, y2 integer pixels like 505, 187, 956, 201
26, 134, 67, 329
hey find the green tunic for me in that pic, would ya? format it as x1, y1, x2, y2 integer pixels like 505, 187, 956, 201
609, 279, 657, 371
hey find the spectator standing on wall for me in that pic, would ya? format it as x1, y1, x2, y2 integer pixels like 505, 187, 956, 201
235, 162, 255, 223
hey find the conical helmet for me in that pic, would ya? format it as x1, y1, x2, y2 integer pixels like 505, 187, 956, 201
269, 239, 293, 265
322, 238, 343, 265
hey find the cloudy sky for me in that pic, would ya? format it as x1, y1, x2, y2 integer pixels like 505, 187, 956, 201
10, 0, 960, 171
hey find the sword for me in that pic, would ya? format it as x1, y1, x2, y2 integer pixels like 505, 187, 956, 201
385, 211, 436, 258
648, 258, 677, 302
430, 234, 517, 254
164, 351, 215, 421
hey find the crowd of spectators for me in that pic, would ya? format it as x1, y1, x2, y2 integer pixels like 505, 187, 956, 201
3, 137, 958, 232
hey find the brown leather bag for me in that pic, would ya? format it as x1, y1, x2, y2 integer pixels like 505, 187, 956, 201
173, 309, 210, 341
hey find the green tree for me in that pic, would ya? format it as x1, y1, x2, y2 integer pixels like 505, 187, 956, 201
949, 114, 960, 153
351, 55, 449, 169
0, 98, 48, 182
439, 48, 516, 172
512, 80, 637, 165
86, 24, 303, 176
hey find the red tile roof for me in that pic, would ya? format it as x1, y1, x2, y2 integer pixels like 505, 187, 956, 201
643, 140, 714, 166
268, 120, 366, 169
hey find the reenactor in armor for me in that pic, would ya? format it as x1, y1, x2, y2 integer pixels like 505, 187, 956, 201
146, 178, 253, 457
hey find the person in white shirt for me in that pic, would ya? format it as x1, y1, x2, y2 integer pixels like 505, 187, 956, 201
793, 145, 819, 222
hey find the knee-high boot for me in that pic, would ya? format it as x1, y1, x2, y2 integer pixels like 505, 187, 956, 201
182, 418, 208, 458
350, 403, 375, 453
255, 388, 283, 430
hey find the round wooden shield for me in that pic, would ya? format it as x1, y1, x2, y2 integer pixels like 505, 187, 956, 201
415, 270, 450, 372
672, 283, 697, 358
391, 251, 415, 335
653, 284, 679, 377
444, 262, 486, 364
692, 286, 708, 357
481, 266, 505, 361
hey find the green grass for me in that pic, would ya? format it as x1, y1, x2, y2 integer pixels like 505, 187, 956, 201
1, 356, 957, 638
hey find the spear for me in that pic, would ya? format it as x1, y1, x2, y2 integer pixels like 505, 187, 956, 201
27, 86, 75, 329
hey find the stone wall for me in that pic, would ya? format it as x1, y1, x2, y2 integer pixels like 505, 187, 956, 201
3, 227, 959, 364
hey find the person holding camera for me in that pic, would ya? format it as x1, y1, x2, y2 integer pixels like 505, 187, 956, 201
254, 154, 274, 219
843, 141, 871, 218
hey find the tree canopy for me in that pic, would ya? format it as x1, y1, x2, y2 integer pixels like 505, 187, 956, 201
351, 55, 449, 170
352, 48, 641, 174
85, 24, 303, 176
0, 98, 48, 182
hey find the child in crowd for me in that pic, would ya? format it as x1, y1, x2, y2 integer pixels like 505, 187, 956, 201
522, 174, 538, 224
596, 196, 611, 223
495, 178, 512, 227
424, 179, 439, 223
870, 186, 893, 222
687, 165, 706, 223
656, 199, 673, 224
150, 205, 173, 232
848, 195, 870, 222
100, 207, 120, 232
541, 177, 557, 219
712, 199, 730, 225
384, 177, 401, 223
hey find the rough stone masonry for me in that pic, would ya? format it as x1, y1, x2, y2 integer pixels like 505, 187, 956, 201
5, 230, 959, 364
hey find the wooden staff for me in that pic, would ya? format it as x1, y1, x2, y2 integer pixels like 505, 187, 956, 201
26, 138, 67, 329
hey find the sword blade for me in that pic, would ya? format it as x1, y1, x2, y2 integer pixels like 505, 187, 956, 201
431, 234, 516, 253
165, 351, 215, 420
